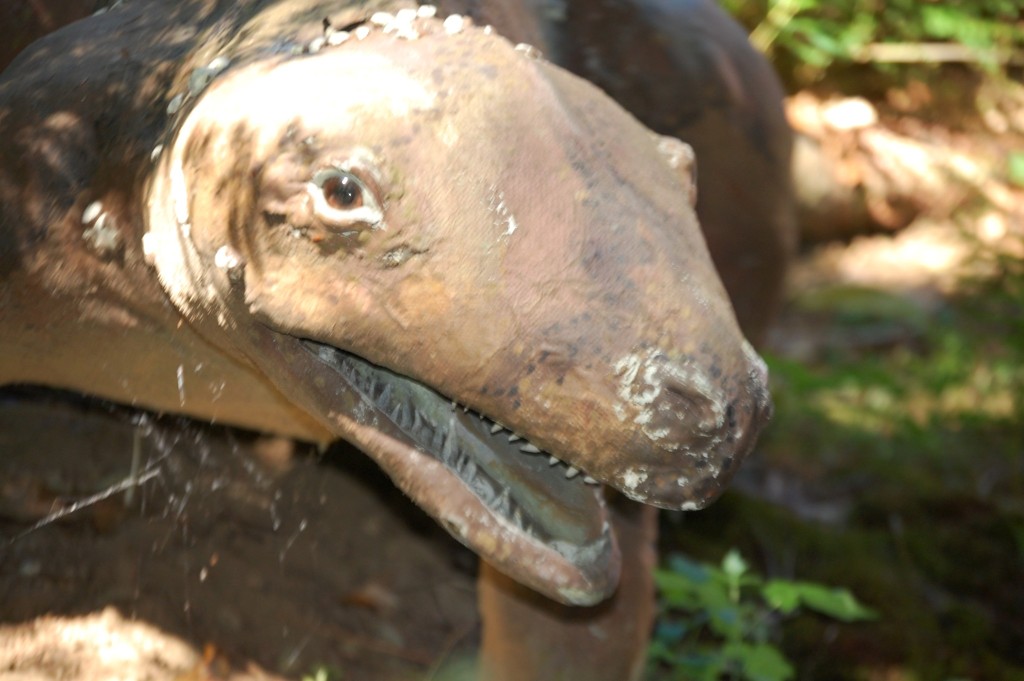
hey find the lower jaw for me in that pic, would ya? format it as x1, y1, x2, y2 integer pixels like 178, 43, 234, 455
297, 339, 621, 604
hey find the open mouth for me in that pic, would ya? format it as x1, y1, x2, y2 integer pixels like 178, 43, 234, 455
300, 340, 619, 606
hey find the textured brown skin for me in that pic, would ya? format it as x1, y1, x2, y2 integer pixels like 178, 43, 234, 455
446, 0, 797, 343
0, 2, 782, 679
444, 2, 795, 678
557, 0, 797, 345
479, 494, 658, 681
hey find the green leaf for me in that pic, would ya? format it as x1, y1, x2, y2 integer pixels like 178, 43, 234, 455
668, 554, 713, 583
654, 569, 704, 609
723, 642, 795, 681
764, 581, 877, 621
648, 638, 678, 665
789, 17, 849, 58
722, 549, 749, 578
801, 584, 877, 621
1008, 151, 1024, 188
761, 581, 803, 614
677, 648, 728, 681
649, 640, 726, 681
657, 554, 738, 614
921, 6, 961, 40
302, 666, 341, 681
707, 604, 745, 641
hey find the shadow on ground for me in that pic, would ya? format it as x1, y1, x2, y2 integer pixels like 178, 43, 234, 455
0, 391, 480, 680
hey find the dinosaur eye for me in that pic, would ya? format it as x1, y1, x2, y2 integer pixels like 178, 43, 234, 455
308, 167, 383, 231
321, 171, 364, 209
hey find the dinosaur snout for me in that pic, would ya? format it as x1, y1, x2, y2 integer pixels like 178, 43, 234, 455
611, 341, 771, 510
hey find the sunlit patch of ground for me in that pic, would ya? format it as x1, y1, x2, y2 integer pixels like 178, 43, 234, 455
0, 608, 236, 681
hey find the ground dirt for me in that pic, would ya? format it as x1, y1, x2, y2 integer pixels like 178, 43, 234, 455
0, 396, 481, 680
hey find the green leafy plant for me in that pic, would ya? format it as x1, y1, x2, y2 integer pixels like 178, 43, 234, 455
721, 0, 1024, 84
302, 666, 342, 681
650, 549, 876, 681
1008, 151, 1024, 188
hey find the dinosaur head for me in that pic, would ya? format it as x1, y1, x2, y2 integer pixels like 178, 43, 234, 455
145, 14, 770, 606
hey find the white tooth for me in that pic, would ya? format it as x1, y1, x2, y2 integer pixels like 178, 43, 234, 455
82, 201, 102, 224
327, 30, 350, 46
508, 433, 521, 442
564, 466, 579, 479
583, 476, 599, 485
519, 443, 540, 454
443, 14, 465, 34
490, 423, 504, 434
548, 456, 560, 466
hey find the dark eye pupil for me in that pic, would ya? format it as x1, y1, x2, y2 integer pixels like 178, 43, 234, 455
324, 174, 362, 209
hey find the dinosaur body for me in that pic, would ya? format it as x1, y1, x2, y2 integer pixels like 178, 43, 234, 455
1, 2, 788, 678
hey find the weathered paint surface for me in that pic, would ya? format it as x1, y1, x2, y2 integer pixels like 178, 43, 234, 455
0, 0, 770, 619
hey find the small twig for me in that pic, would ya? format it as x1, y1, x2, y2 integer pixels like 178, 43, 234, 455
125, 425, 143, 507
10, 467, 160, 542
750, 0, 802, 53
854, 42, 1022, 65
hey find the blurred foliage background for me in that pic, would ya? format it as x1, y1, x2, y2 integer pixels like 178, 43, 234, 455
650, 2, 1024, 680
720, 0, 1024, 87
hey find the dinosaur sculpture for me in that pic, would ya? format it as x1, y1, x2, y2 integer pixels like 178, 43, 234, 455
0, 1, 788, 678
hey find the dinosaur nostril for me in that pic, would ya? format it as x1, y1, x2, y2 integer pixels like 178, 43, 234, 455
661, 377, 722, 434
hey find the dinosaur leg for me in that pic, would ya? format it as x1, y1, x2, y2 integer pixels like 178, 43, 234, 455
477, 497, 657, 681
